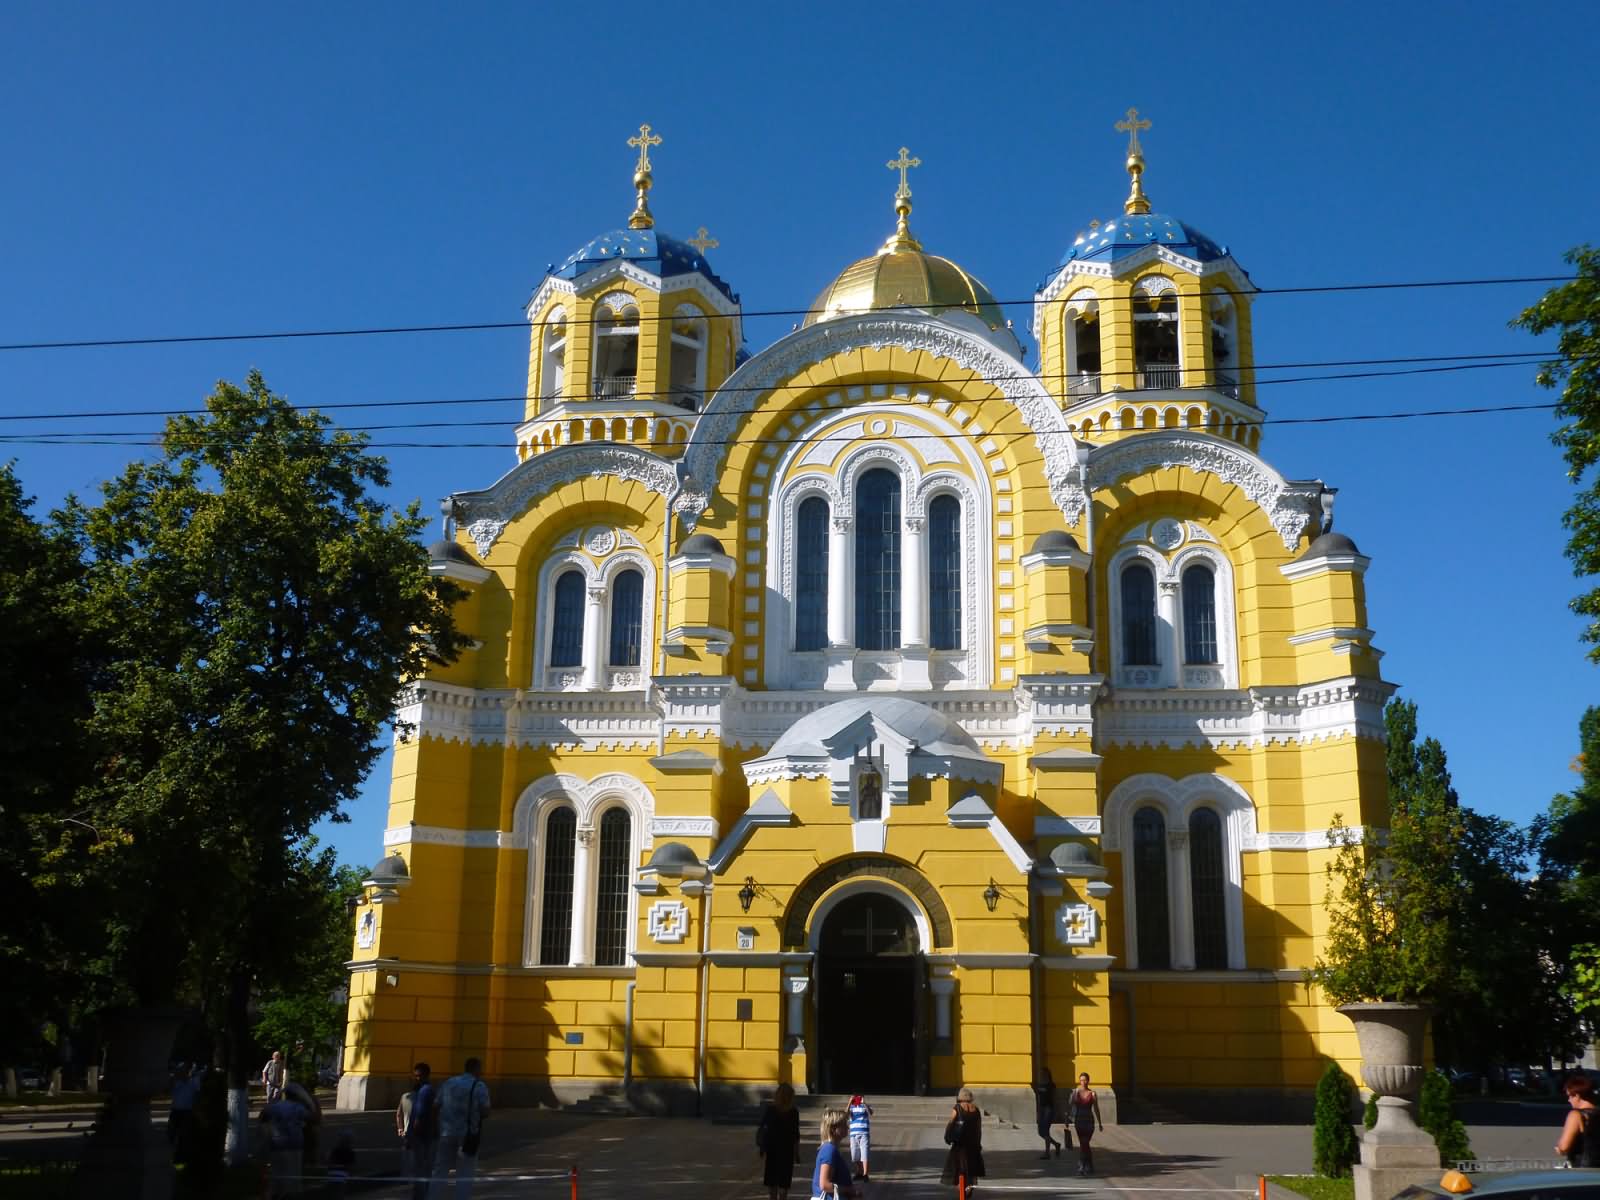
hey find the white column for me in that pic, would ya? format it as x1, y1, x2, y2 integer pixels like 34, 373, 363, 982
1168, 827, 1195, 970
826, 516, 853, 647
929, 966, 956, 1053
568, 826, 597, 966
582, 582, 607, 690
901, 516, 927, 647
783, 967, 811, 1054
1158, 578, 1181, 689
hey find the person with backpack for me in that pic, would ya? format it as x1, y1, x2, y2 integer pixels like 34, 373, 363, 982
939, 1087, 984, 1193
757, 1081, 801, 1200
1557, 1072, 1600, 1167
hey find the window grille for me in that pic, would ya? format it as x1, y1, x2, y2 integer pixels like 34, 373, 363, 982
929, 494, 962, 650
538, 807, 577, 964
1121, 563, 1158, 665
549, 571, 586, 668
1132, 806, 1171, 968
794, 497, 830, 651
594, 808, 632, 966
1182, 564, 1218, 664
609, 569, 644, 666
1190, 807, 1228, 969
854, 469, 901, 651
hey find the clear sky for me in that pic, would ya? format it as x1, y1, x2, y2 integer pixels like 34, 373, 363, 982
3, 3, 1597, 870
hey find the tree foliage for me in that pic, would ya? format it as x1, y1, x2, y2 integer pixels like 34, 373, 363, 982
1312, 1061, 1359, 1179
1512, 246, 1600, 658
1418, 1070, 1472, 1166
1541, 707, 1600, 1027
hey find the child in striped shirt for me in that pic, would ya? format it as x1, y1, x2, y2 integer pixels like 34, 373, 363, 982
847, 1094, 873, 1182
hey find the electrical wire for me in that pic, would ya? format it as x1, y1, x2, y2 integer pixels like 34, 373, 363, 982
0, 274, 1577, 351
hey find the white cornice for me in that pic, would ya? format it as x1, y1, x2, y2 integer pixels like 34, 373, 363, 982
526, 262, 742, 323
428, 558, 492, 585
1280, 551, 1372, 581
1031, 249, 1255, 339
1094, 676, 1396, 749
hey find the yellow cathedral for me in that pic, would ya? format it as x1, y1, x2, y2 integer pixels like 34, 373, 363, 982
339, 114, 1393, 1122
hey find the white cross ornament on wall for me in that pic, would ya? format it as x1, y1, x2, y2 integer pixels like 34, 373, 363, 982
647, 900, 689, 944
1057, 902, 1099, 947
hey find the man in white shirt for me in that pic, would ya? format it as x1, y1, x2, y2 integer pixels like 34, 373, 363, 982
430, 1057, 490, 1198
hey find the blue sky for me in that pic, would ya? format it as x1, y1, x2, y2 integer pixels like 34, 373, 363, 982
3, 3, 1597, 869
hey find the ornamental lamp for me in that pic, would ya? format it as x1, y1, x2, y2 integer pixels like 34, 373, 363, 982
983, 879, 1001, 912
738, 877, 758, 913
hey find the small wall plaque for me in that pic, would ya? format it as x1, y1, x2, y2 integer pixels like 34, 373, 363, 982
736, 998, 753, 1021
565, 1031, 584, 1045
736, 926, 756, 950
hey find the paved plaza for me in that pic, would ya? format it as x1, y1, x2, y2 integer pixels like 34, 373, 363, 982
0, 1097, 1568, 1198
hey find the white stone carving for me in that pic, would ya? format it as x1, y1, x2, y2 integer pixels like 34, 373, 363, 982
651, 816, 719, 838
647, 900, 690, 944
1087, 433, 1318, 550
356, 908, 377, 949
681, 313, 1086, 526
585, 527, 617, 555
1057, 902, 1099, 947
453, 445, 679, 557
1151, 518, 1184, 550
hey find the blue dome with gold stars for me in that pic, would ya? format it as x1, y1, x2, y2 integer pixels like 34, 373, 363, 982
550, 228, 737, 303
1042, 212, 1240, 290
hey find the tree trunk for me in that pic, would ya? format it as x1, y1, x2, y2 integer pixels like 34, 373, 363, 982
221, 968, 253, 1167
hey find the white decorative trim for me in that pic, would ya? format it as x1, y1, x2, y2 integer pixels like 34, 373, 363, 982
807, 878, 932, 955
394, 680, 660, 752
452, 444, 678, 557
708, 790, 796, 872
1057, 902, 1099, 947
947, 792, 1034, 874
1035, 815, 1103, 837
1088, 433, 1320, 550
383, 824, 510, 850
646, 900, 690, 944
1094, 677, 1396, 749
681, 313, 1086, 526
1040, 954, 1118, 972
650, 816, 719, 839
1280, 551, 1372, 581
429, 558, 492, 585
1106, 536, 1239, 690
1032, 244, 1255, 339
1242, 827, 1364, 852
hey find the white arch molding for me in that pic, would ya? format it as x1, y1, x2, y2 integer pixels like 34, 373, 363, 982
513, 772, 657, 968
806, 877, 932, 957
1102, 772, 1255, 971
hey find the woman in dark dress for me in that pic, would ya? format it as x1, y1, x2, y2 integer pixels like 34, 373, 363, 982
940, 1087, 985, 1192
759, 1082, 803, 1200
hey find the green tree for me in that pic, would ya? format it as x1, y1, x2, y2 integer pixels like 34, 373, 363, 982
1417, 1070, 1472, 1166
33, 372, 467, 1153
1541, 708, 1600, 1032
1312, 1061, 1359, 1179
1512, 246, 1600, 659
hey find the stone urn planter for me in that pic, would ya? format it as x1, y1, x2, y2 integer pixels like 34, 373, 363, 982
1337, 1002, 1437, 1200
75, 1006, 185, 1200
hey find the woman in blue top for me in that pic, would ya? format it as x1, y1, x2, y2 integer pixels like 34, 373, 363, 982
811, 1108, 857, 1199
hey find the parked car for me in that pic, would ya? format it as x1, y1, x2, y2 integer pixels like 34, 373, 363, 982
17, 1068, 46, 1090
1395, 1169, 1600, 1198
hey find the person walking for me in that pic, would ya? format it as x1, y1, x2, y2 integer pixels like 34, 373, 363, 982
402, 1063, 438, 1200
940, 1087, 984, 1194
1034, 1069, 1062, 1159
1556, 1072, 1600, 1166
259, 1088, 311, 1198
261, 1049, 288, 1104
431, 1057, 491, 1198
168, 1062, 201, 1159
757, 1082, 802, 1200
1067, 1072, 1104, 1177
811, 1108, 857, 1199
847, 1094, 874, 1181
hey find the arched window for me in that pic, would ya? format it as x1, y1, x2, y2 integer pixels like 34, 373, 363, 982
593, 808, 632, 967
609, 569, 644, 666
1208, 292, 1238, 397
1190, 807, 1227, 969
541, 309, 566, 401
928, 494, 962, 650
855, 469, 902, 651
1132, 806, 1171, 969
794, 497, 830, 651
1065, 290, 1102, 399
1133, 278, 1180, 389
538, 807, 577, 965
593, 303, 639, 398
668, 307, 705, 412
1182, 563, 1217, 664
1120, 562, 1158, 666
549, 570, 586, 667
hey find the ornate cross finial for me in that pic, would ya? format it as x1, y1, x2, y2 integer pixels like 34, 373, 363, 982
626, 123, 662, 230
1114, 107, 1153, 215
881, 146, 923, 254
687, 226, 719, 255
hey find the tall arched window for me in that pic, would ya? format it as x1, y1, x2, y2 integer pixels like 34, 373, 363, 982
609, 569, 644, 666
1121, 562, 1158, 666
593, 304, 639, 398
1134, 280, 1180, 389
1182, 563, 1217, 664
541, 309, 566, 400
1190, 807, 1227, 969
794, 497, 830, 651
668, 308, 705, 412
538, 807, 577, 965
549, 570, 586, 667
1132, 806, 1171, 969
594, 808, 632, 967
928, 494, 962, 650
855, 469, 901, 651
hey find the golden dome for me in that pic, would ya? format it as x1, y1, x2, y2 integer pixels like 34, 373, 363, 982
805, 243, 1007, 332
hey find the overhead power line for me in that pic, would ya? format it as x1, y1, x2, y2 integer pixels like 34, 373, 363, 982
0, 274, 1576, 352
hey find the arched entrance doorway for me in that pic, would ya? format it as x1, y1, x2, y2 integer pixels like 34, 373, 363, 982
815, 890, 922, 1095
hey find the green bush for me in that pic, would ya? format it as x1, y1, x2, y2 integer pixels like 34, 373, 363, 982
1418, 1069, 1471, 1166
1313, 1062, 1360, 1179
1363, 1092, 1378, 1129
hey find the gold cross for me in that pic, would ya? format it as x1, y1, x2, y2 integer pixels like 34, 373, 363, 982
687, 226, 719, 255
628, 123, 662, 173
1115, 107, 1151, 156
886, 146, 921, 198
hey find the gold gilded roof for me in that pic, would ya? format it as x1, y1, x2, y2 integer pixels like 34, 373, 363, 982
805, 248, 1006, 331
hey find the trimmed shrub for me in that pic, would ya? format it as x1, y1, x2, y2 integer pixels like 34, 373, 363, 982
1363, 1092, 1378, 1129
1418, 1069, 1472, 1166
1313, 1061, 1360, 1178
